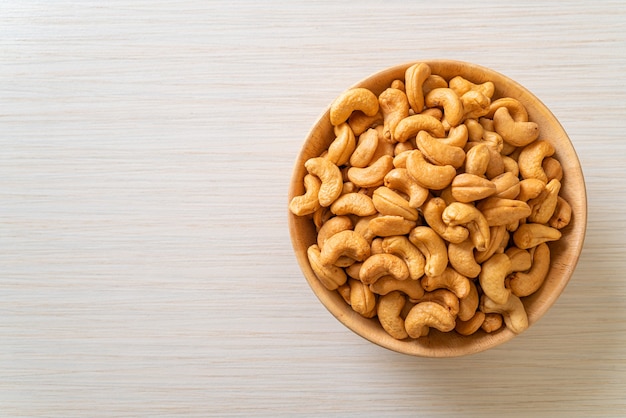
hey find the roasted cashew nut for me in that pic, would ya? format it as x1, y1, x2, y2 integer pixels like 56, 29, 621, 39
450, 173, 497, 203
359, 253, 410, 285
479, 253, 512, 305
460, 90, 491, 120
372, 186, 419, 221
517, 178, 547, 202
505, 246, 533, 273
368, 215, 417, 237
449, 75, 495, 98
349, 278, 377, 318
330, 87, 380, 126
348, 109, 383, 137
369, 276, 425, 301
463, 143, 491, 177
455, 311, 486, 336
542, 157, 563, 182
404, 301, 456, 338
319, 230, 371, 266
405, 62, 432, 114
439, 124, 469, 148
379, 87, 410, 143
518, 140, 556, 183
457, 279, 480, 321
329, 192, 377, 217
377, 291, 409, 339
549, 196, 572, 229
513, 223, 562, 249
304, 157, 343, 207
528, 179, 561, 224
307, 244, 347, 290
442, 202, 491, 252
507, 243, 551, 297
289, 174, 322, 216
476, 197, 532, 227
381, 235, 426, 281
421, 196, 469, 244
491, 171, 521, 199
409, 226, 449, 278
393, 114, 445, 143
480, 294, 529, 334
416, 130, 466, 169
317, 215, 353, 249
347, 154, 394, 188
486, 97, 529, 122
493, 107, 539, 147
481, 313, 504, 333
474, 225, 509, 264
327, 123, 356, 166
406, 150, 457, 191
414, 289, 460, 317
383, 168, 429, 208
350, 128, 379, 168
421, 266, 471, 299
448, 238, 481, 279
425, 88, 464, 128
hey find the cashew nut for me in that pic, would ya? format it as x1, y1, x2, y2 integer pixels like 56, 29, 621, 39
423, 74, 448, 96
359, 253, 410, 285
421, 266, 471, 299
502, 155, 520, 177
381, 235, 426, 281
347, 154, 394, 188
326, 123, 356, 166
542, 157, 563, 182
404, 301, 456, 338
457, 279, 480, 321
350, 128, 379, 168
307, 244, 347, 290
463, 143, 491, 177
349, 278, 377, 318
425, 88, 464, 128
513, 223, 562, 249
329, 192, 377, 217
448, 238, 481, 279
465, 118, 484, 142
377, 291, 409, 339
408, 226, 448, 278
319, 230, 371, 266
348, 109, 383, 136
460, 90, 491, 120
304, 157, 343, 207
474, 225, 509, 264
450, 173, 497, 203
517, 178, 547, 202
330, 87, 380, 126
416, 130, 466, 169
317, 215, 353, 249
507, 242, 551, 297
439, 124, 469, 148
479, 253, 512, 305
505, 246, 533, 273
406, 150, 457, 191
441, 202, 491, 252
493, 107, 539, 147
369, 276, 425, 301
528, 179, 561, 224
491, 172, 521, 199
383, 168, 429, 208
518, 140, 555, 183
480, 293, 529, 334
289, 174, 322, 216
368, 215, 417, 237
421, 196, 469, 244
394, 114, 445, 143
549, 196, 572, 229
415, 289, 460, 317
486, 97, 529, 122
379, 87, 410, 143
455, 311, 486, 336
449, 75, 495, 98
481, 312, 504, 333
372, 186, 419, 221
404, 62, 431, 114
476, 197, 532, 227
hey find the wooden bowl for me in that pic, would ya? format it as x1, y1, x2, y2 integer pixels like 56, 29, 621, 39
288, 60, 587, 357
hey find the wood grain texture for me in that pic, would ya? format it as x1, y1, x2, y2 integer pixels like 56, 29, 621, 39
1, 0, 625, 416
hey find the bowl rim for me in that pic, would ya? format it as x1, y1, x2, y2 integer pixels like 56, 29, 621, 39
288, 59, 587, 357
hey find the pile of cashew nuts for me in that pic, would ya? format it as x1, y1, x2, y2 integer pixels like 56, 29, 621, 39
290, 62, 572, 340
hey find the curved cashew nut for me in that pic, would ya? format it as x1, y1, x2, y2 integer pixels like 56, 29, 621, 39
394, 114, 445, 143
460, 90, 491, 120
307, 244, 347, 290
368, 215, 417, 237
474, 225, 509, 264
481, 313, 504, 333
542, 157, 563, 182
549, 196, 572, 229
349, 278, 377, 318
406, 150, 457, 191
404, 301, 456, 338
359, 253, 410, 285
421, 196, 469, 244
423, 75, 448, 96
416, 131, 466, 169
493, 107, 539, 147
330, 87, 379, 126
381, 235, 426, 281
350, 128, 379, 168
450, 173, 497, 203
517, 178, 547, 202
425, 88, 464, 128
491, 172, 521, 200
502, 155, 520, 177
457, 279, 480, 322
409, 226, 449, 278
370, 237, 384, 255
348, 109, 383, 136
518, 140, 555, 183
465, 118, 484, 142
383, 168, 429, 208
347, 154, 394, 188
415, 289, 460, 317
528, 179, 561, 224
317, 215, 353, 249
449, 75, 495, 98
319, 230, 371, 265
372, 186, 419, 221
304, 157, 343, 207
442, 202, 491, 252
486, 97, 529, 122
479, 253, 512, 305
326, 123, 356, 166
369, 276, 425, 301
455, 311, 486, 336
476, 197, 532, 227
379, 87, 410, 143
464, 143, 491, 177
507, 242, 551, 297
404, 62, 431, 114
480, 294, 529, 334
312, 206, 332, 231
421, 266, 471, 299
448, 238, 481, 279
377, 291, 409, 339
439, 124, 469, 148
505, 246, 533, 273
329, 192, 377, 217
289, 174, 322, 216
513, 223, 562, 249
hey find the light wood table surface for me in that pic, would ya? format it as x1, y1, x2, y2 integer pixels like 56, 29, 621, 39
2, 1, 625, 416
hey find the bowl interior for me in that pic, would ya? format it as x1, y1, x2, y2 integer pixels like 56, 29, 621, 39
288, 60, 587, 357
